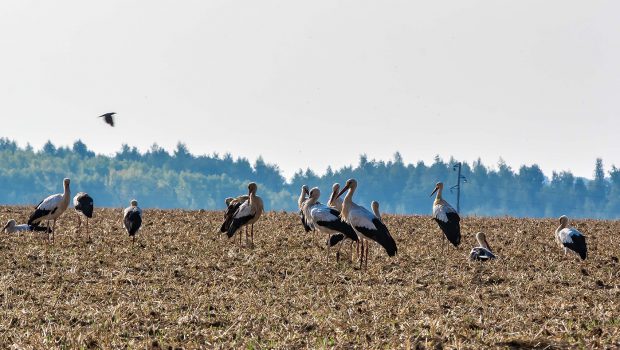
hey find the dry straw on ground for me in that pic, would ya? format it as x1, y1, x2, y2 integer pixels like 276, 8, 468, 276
0, 205, 619, 349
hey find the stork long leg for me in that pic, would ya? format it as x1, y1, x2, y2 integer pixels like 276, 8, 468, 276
86, 218, 90, 241
325, 233, 330, 262
359, 240, 364, 269
365, 241, 369, 269
349, 240, 354, 262
251, 224, 254, 245
77, 215, 81, 234
52, 220, 57, 243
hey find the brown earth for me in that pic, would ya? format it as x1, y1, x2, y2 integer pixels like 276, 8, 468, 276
0, 206, 619, 349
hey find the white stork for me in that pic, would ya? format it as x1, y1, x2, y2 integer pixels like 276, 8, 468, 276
28, 178, 71, 243
123, 199, 143, 244
469, 232, 496, 261
430, 182, 461, 248
298, 185, 312, 232
220, 194, 249, 241
3, 219, 49, 235
226, 182, 264, 245
73, 192, 94, 239
335, 178, 397, 269
327, 183, 343, 212
303, 187, 359, 261
555, 215, 587, 260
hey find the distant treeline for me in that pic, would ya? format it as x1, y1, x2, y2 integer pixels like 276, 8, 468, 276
1, 138, 619, 219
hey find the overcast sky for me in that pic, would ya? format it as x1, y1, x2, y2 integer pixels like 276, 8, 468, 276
1, 1, 618, 179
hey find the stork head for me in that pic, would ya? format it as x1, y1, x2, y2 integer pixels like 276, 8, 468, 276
336, 179, 357, 199
559, 215, 569, 226
309, 187, 321, 200
3, 219, 16, 233
371, 200, 380, 213
130, 199, 138, 207
430, 182, 444, 197
63, 178, 71, 188
301, 185, 309, 195
332, 183, 340, 192
248, 182, 258, 194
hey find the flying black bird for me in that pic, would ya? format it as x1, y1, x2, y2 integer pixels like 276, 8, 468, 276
98, 112, 116, 127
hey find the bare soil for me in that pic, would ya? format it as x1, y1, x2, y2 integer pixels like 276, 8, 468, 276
1, 206, 619, 349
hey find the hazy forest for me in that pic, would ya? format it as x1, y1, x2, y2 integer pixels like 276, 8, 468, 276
0, 138, 618, 219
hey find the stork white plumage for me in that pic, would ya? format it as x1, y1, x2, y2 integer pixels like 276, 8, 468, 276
335, 179, 397, 269
327, 183, 343, 212
226, 182, 264, 246
430, 182, 461, 249
123, 199, 142, 245
73, 192, 94, 240
3, 219, 49, 235
555, 215, 587, 260
469, 232, 496, 261
303, 187, 358, 261
28, 178, 71, 243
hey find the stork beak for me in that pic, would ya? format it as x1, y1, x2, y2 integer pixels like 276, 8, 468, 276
2, 223, 8, 233
335, 184, 349, 199
430, 187, 439, 197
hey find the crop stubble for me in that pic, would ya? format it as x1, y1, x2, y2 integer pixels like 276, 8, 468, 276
0, 206, 619, 349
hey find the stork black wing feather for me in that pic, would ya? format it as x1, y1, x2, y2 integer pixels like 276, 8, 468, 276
227, 214, 254, 238
563, 234, 587, 260
28, 208, 51, 226
434, 212, 461, 247
124, 210, 142, 236
354, 219, 397, 256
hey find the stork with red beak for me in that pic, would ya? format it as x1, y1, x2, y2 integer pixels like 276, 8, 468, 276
430, 182, 461, 248
335, 178, 397, 269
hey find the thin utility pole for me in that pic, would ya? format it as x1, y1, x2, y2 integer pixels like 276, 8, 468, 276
451, 162, 466, 213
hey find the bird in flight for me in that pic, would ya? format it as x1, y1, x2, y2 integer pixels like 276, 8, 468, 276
98, 112, 116, 127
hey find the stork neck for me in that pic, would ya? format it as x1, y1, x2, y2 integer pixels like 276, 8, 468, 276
557, 221, 567, 232
479, 237, 491, 251
63, 183, 70, 200
249, 191, 255, 205
298, 190, 307, 209
328, 188, 337, 206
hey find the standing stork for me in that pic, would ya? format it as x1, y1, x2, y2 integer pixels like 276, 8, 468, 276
469, 232, 496, 261
327, 183, 343, 212
220, 194, 249, 241
303, 187, 358, 261
3, 219, 49, 235
73, 192, 94, 240
555, 215, 587, 260
335, 179, 397, 269
28, 178, 71, 243
430, 182, 461, 249
298, 185, 312, 232
226, 182, 264, 246
123, 199, 142, 244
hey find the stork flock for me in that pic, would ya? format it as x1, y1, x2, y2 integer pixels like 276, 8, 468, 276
3, 178, 143, 245
3, 177, 588, 265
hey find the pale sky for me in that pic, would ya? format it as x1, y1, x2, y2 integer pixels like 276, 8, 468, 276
1, 1, 618, 179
